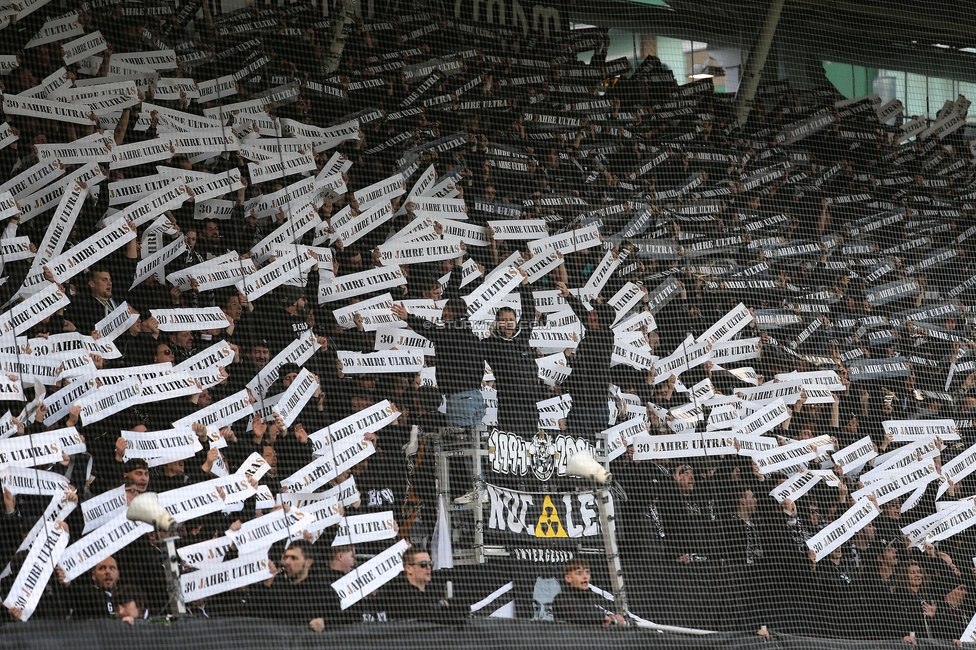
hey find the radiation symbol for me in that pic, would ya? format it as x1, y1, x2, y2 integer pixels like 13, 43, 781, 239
534, 495, 567, 538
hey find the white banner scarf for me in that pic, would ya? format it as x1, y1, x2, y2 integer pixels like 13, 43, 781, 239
336, 350, 424, 374
235, 253, 315, 301
186, 169, 245, 203
296, 494, 343, 537
0, 465, 70, 495
3, 94, 94, 125
354, 173, 405, 209
271, 368, 319, 428
852, 460, 940, 506
730, 399, 791, 441
227, 508, 309, 556
172, 389, 252, 432
631, 431, 736, 460
81, 485, 127, 534
332, 510, 397, 546
177, 535, 235, 569
334, 201, 395, 248
319, 266, 407, 303
807, 498, 880, 562
600, 418, 648, 461
883, 419, 960, 442
246, 332, 320, 398
753, 435, 834, 476
132, 235, 187, 289
25, 13, 83, 47
186, 256, 257, 293
15, 490, 76, 558
927, 499, 976, 543
696, 303, 753, 347
180, 553, 273, 603
0, 159, 64, 201
94, 302, 138, 342
48, 221, 135, 284
122, 427, 201, 462
59, 512, 153, 581
79, 382, 142, 425
250, 205, 320, 262
464, 266, 523, 322
937, 440, 976, 498
488, 219, 548, 240
332, 539, 408, 610
110, 137, 175, 170
151, 307, 230, 331
3, 524, 69, 621
62, 30, 107, 64
0, 283, 70, 336
861, 439, 940, 484
373, 328, 434, 354
175, 340, 236, 373
281, 440, 374, 494
769, 470, 839, 503
832, 436, 877, 474
652, 335, 712, 384
308, 400, 399, 457
0, 428, 77, 469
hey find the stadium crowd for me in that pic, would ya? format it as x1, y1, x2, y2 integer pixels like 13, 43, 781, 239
2, 0, 976, 643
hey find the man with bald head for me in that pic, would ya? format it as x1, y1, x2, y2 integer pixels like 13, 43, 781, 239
67, 556, 121, 619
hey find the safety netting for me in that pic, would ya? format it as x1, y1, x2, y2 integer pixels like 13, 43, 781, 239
2, 0, 976, 648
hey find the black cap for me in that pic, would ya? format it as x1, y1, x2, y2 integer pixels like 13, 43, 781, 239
122, 458, 149, 474
278, 363, 301, 378
277, 286, 305, 308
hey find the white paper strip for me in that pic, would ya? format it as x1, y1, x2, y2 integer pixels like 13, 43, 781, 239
180, 553, 273, 602
2, 524, 69, 621
883, 419, 959, 442
59, 513, 152, 581
81, 485, 127, 534
332, 510, 397, 545
271, 368, 319, 428
332, 539, 408, 609
228, 508, 308, 556
151, 307, 231, 331
0, 465, 71, 495
807, 498, 880, 562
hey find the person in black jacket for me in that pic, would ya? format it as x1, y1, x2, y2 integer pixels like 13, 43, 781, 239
309, 545, 364, 631
551, 558, 625, 627
64, 266, 121, 336
65, 556, 120, 619
378, 547, 457, 623
391, 259, 486, 427
482, 269, 541, 435
249, 539, 329, 625
657, 462, 721, 629
556, 281, 617, 440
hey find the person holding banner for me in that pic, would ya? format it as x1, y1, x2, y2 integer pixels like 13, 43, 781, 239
65, 266, 120, 335
308, 545, 363, 631
249, 539, 330, 625
63, 556, 120, 619
555, 281, 617, 440
391, 294, 486, 427
483, 269, 542, 435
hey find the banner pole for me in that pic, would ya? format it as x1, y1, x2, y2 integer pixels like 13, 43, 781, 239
594, 483, 629, 619
163, 535, 187, 618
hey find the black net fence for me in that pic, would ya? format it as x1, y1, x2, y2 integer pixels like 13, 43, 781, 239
2, 0, 976, 647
